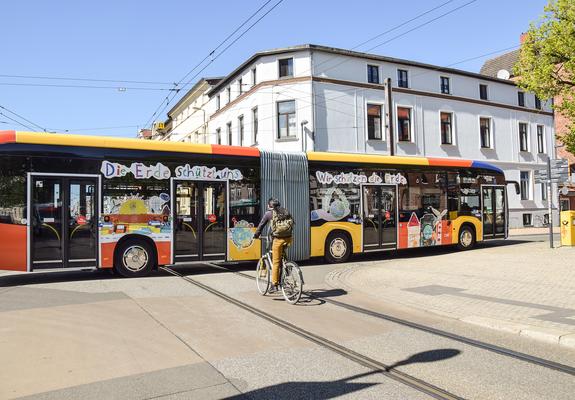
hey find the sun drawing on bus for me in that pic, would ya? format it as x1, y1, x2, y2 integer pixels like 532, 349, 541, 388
119, 197, 148, 215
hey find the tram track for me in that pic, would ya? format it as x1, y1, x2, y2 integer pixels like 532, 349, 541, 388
160, 266, 464, 400
196, 262, 575, 377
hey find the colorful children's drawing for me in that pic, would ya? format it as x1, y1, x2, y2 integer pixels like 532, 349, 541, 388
407, 213, 420, 248
230, 220, 255, 249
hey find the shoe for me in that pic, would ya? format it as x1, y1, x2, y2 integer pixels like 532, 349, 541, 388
268, 284, 279, 293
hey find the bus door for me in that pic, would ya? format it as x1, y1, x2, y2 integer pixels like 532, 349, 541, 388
173, 180, 227, 262
29, 175, 98, 270
481, 185, 506, 240
362, 184, 397, 251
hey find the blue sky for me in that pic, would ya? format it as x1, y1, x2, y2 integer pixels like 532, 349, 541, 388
0, 0, 548, 137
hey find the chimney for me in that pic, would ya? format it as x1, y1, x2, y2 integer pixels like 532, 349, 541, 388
520, 32, 528, 44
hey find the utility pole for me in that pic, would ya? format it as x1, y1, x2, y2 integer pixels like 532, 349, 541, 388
547, 157, 553, 248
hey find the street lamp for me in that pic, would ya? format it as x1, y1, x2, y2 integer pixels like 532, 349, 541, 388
301, 120, 308, 152
193, 107, 207, 143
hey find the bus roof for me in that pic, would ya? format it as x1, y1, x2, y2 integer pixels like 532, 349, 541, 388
0, 130, 503, 174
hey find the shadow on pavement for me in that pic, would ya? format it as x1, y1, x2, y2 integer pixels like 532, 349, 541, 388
223, 349, 461, 399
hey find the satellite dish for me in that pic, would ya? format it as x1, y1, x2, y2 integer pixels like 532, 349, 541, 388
497, 69, 511, 80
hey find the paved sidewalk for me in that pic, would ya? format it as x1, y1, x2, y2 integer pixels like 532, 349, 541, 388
509, 227, 559, 236
326, 241, 575, 349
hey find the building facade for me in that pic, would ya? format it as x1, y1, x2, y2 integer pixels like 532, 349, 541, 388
159, 44, 556, 228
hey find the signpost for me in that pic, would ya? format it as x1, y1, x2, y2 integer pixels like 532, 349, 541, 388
534, 159, 569, 248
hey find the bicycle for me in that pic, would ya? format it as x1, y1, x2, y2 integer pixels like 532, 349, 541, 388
255, 236, 304, 304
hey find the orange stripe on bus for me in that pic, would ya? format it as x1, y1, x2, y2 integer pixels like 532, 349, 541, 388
0, 223, 27, 271
0, 130, 16, 144
427, 158, 473, 167
211, 144, 260, 157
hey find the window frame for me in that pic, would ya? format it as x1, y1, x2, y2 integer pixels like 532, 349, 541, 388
519, 122, 529, 152
520, 171, 531, 200
251, 67, 257, 86
276, 100, 297, 139
366, 102, 384, 141
439, 111, 454, 145
479, 116, 492, 149
238, 115, 244, 146
541, 182, 548, 201
536, 125, 545, 154
479, 84, 488, 100
518, 91, 525, 107
278, 57, 294, 78
252, 106, 258, 145
238, 78, 243, 95
440, 76, 450, 94
367, 64, 380, 84
216, 128, 221, 145
397, 69, 409, 88
523, 213, 533, 226
226, 87, 231, 104
535, 95, 542, 110
396, 105, 413, 142
216, 95, 220, 110
226, 121, 232, 145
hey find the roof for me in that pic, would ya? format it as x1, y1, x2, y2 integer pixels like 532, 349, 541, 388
0, 130, 503, 173
167, 76, 223, 117
208, 43, 519, 96
479, 49, 520, 78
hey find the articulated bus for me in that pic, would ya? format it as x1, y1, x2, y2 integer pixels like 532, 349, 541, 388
0, 130, 508, 277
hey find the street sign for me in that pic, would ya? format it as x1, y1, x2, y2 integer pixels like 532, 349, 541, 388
550, 159, 568, 169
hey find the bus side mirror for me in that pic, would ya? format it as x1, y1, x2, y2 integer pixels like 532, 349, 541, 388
506, 181, 520, 195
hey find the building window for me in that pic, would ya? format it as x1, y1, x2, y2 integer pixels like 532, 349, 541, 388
523, 213, 532, 226
519, 122, 529, 152
440, 76, 450, 94
367, 104, 382, 140
226, 122, 232, 145
279, 58, 293, 78
480, 117, 491, 148
537, 125, 544, 153
397, 69, 408, 88
535, 95, 541, 110
252, 67, 257, 86
367, 65, 380, 84
216, 95, 220, 110
479, 84, 488, 100
541, 182, 548, 201
397, 107, 412, 142
238, 78, 243, 95
277, 100, 296, 138
520, 171, 530, 200
238, 115, 244, 146
518, 91, 525, 107
226, 87, 231, 103
216, 128, 221, 144
252, 107, 258, 144
440, 112, 453, 145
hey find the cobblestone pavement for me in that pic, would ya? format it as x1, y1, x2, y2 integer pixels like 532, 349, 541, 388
326, 241, 575, 348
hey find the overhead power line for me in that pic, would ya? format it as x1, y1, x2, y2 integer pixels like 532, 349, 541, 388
0, 74, 174, 86
0, 105, 47, 132
142, 0, 285, 129
0, 82, 178, 91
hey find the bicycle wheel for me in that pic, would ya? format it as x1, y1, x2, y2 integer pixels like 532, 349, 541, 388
255, 257, 271, 295
281, 261, 303, 304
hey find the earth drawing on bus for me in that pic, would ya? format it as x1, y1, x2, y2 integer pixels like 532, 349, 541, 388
230, 219, 255, 249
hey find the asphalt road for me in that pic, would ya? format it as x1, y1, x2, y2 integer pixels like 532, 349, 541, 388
1, 235, 573, 400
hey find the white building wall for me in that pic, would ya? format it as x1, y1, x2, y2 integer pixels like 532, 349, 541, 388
166, 46, 557, 228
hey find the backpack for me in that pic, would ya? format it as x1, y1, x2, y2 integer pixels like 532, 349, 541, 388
271, 207, 294, 238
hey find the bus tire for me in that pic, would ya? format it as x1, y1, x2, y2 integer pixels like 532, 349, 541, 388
457, 225, 476, 250
324, 232, 351, 264
114, 238, 155, 278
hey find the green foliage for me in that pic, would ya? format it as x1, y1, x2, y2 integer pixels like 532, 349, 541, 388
514, 0, 575, 151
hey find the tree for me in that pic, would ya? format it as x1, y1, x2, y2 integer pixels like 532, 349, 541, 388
514, 0, 575, 152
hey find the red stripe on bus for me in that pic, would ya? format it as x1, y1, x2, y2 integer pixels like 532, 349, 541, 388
427, 158, 473, 168
0, 130, 16, 144
211, 145, 260, 157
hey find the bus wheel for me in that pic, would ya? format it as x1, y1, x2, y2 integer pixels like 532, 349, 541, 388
457, 226, 475, 250
114, 239, 155, 278
325, 232, 351, 264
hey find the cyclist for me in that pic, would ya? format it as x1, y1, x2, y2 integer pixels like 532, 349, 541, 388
253, 198, 294, 292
